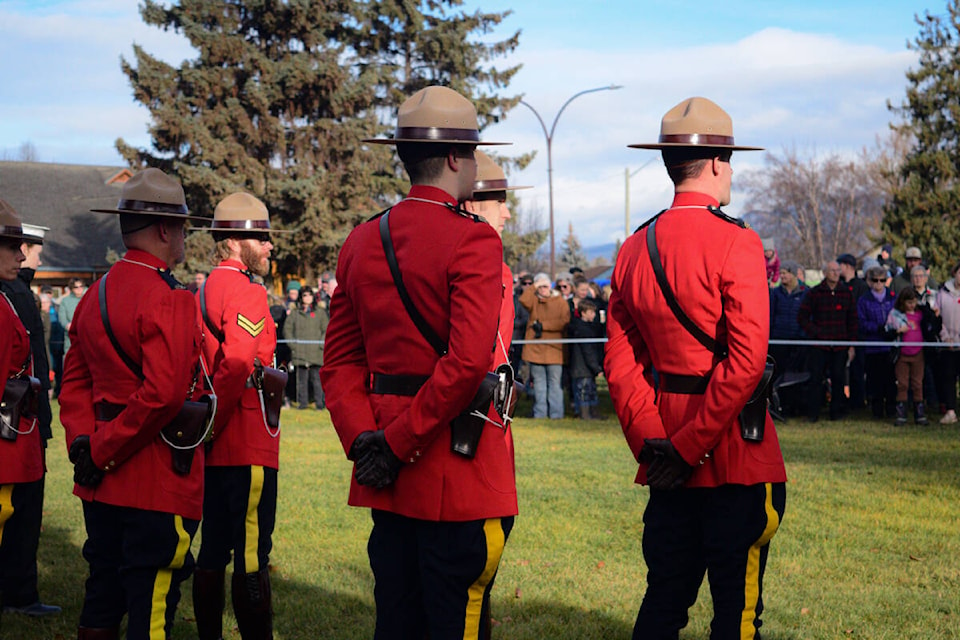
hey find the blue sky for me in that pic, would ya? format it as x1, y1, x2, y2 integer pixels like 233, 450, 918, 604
0, 0, 941, 247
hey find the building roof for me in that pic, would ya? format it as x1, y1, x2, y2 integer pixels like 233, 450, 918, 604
0, 161, 127, 270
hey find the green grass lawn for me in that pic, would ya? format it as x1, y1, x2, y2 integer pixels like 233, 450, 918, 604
3, 399, 959, 639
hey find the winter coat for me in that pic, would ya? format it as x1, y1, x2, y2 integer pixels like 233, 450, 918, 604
285, 304, 328, 366
937, 279, 960, 348
769, 283, 806, 340
567, 317, 604, 379
519, 286, 570, 365
857, 290, 896, 355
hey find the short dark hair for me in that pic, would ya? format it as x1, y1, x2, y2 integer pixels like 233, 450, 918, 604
661, 148, 731, 185
398, 142, 475, 184
578, 298, 598, 313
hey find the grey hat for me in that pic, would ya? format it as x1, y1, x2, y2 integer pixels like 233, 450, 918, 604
780, 260, 801, 275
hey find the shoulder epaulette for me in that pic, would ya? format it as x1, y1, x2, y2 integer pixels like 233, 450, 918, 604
706, 205, 748, 229
633, 209, 668, 235
367, 207, 391, 223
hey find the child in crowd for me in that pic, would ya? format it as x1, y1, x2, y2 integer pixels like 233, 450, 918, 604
567, 298, 605, 419
886, 287, 929, 426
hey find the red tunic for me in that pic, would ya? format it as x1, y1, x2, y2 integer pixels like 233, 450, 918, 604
199, 259, 279, 469
604, 192, 787, 488
0, 295, 44, 485
321, 185, 518, 522
59, 250, 205, 518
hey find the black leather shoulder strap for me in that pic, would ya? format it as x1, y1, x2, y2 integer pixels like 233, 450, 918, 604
98, 272, 145, 380
379, 210, 448, 357
646, 217, 726, 357
198, 280, 225, 344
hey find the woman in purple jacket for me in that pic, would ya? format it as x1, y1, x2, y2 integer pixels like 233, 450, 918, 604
858, 265, 897, 418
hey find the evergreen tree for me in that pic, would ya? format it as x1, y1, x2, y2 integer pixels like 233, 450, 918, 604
883, 2, 960, 282
117, 0, 395, 278
558, 221, 587, 273
119, 0, 524, 278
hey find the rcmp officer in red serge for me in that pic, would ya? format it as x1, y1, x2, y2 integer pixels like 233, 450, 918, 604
464, 150, 531, 370
321, 86, 517, 640
605, 97, 787, 639
193, 192, 288, 640
0, 204, 58, 620
59, 168, 207, 639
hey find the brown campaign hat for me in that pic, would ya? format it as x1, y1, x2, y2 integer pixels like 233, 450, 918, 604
208, 192, 293, 234
629, 97, 763, 151
364, 86, 509, 146
471, 151, 531, 199
0, 199, 34, 243
91, 167, 207, 220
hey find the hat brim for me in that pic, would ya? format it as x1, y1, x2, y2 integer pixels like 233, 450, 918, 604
0, 231, 38, 243
474, 185, 533, 194
90, 207, 209, 222
363, 137, 511, 146
628, 142, 764, 151
188, 225, 297, 234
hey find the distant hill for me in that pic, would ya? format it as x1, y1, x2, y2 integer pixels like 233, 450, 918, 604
585, 242, 618, 263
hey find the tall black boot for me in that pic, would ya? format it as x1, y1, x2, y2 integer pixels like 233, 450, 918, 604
915, 402, 930, 426
232, 568, 272, 640
193, 568, 226, 640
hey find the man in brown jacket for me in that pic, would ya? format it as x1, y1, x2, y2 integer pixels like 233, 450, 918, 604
520, 272, 571, 418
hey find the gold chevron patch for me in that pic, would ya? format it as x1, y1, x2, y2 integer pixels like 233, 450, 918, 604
237, 313, 265, 337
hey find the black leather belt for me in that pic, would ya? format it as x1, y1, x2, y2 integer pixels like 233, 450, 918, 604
369, 373, 430, 396
94, 401, 125, 421
659, 373, 711, 395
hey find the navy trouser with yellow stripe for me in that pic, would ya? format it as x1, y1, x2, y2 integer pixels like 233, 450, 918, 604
0, 479, 44, 608
368, 509, 514, 640
79, 501, 198, 639
634, 482, 786, 640
196, 466, 277, 574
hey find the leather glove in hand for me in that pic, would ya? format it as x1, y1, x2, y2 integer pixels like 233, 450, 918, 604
643, 438, 693, 491
349, 430, 379, 461
353, 430, 403, 489
69, 435, 104, 488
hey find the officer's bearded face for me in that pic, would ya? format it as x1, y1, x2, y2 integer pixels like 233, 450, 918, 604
240, 238, 272, 277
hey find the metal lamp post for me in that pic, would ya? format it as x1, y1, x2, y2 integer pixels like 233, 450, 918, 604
624, 158, 656, 238
520, 84, 623, 278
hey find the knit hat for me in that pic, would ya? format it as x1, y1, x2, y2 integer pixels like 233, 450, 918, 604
761, 238, 775, 251
836, 253, 856, 267
532, 272, 551, 287
780, 260, 801, 275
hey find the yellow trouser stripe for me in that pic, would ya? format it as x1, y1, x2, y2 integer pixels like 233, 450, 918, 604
244, 466, 265, 573
0, 484, 14, 546
740, 483, 781, 640
462, 518, 506, 640
149, 515, 191, 640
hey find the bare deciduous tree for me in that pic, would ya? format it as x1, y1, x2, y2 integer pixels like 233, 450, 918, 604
740, 144, 894, 269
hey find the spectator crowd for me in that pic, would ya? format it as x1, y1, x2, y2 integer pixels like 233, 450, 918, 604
769, 242, 960, 426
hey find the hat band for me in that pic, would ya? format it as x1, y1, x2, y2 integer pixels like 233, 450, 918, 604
395, 126, 480, 142
117, 199, 189, 215
474, 178, 508, 191
659, 133, 736, 146
212, 219, 271, 230
0, 224, 25, 236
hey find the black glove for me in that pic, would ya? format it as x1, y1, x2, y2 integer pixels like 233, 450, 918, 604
349, 430, 379, 461
643, 438, 693, 491
532, 320, 543, 339
353, 430, 403, 489
69, 435, 104, 488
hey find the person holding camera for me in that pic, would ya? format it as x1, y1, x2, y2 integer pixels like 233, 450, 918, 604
605, 97, 786, 639
321, 86, 517, 640
519, 273, 571, 419
59, 169, 206, 639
